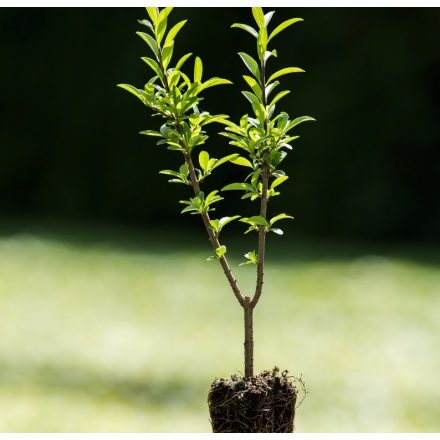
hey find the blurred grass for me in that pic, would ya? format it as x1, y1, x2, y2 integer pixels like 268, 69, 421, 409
0, 219, 439, 432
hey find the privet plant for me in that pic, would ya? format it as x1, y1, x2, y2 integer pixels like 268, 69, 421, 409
118, 7, 314, 379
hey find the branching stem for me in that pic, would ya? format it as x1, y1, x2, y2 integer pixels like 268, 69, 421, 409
185, 153, 245, 307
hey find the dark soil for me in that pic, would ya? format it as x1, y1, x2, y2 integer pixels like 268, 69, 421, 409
208, 367, 299, 433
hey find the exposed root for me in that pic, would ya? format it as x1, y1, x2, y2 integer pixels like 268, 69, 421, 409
208, 367, 302, 433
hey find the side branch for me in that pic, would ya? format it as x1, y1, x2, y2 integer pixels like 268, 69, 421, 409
185, 153, 245, 308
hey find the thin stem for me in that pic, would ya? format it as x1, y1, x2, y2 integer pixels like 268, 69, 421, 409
251, 57, 270, 308
185, 153, 245, 307
158, 46, 245, 307
243, 297, 254, 377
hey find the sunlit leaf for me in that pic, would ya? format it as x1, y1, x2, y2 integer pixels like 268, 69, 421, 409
238, 52, 260, 79
252, 7, 265, 29
268, 18, 304, 42
270, 175, 289, 189
117, 84, 145, 103
215, 245, 227, 258
267, 67, 304, 84
264, 11, 275, 27
270, 213, 294, 225
199, 150, 209, 172
269, 90, 290, 107
146, 7, 159, 25
137, 18, 154, 32
141, 57, 162, 77
257, 27, 268, 61
136, 32, 159, 58
165, 19, 187, 47
222, 182, 253, 191
139, 129, 161, 137
230, 156, 253, 168
243, 75, 262, 100
240, 216, 268, 226
194, 56, 203, 83
156, 7, 173, 44
198, 77, 233, 92
161, 40, 174, 69
231, 22, 258, 38
175, 52, 193, 70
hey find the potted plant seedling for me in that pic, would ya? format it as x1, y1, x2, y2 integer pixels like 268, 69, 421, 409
118, 6, 314, 433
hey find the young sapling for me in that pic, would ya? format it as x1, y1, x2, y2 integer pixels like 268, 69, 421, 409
118, 6, 314, 432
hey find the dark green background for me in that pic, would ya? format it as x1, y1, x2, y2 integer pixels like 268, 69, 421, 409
1, 8, 439, 242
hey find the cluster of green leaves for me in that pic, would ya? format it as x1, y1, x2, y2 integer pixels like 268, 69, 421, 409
118, 7, 247, 241
179, 190, 223, 214
240, 212, 294, 235
118, 8, 236, 185
118, 7, 314, 267
219, 7, 315, 265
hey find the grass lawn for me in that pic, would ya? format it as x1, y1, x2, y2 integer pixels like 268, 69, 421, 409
0, 220, 439, 432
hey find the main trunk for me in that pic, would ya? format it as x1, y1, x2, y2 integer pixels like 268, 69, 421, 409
244, 298, 254, 377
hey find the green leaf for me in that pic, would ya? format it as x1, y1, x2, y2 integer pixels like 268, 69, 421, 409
251, 170, 261, 187
156, 7, 173, 44
270, 213, 294, 225
231, 23, 258, 38
205, 190, 223, 206
264, 49, 277, 63
117, 84, 145, 103
198, 77, 232, 92
240, 216, 268, 227
252, 7, 265, 29
211, 153, 240, 170
268, 18, 304, 42
252, 102, 266, 122
141, 57, 162, 77
218, 215, 240, 230
215, 245, 227, 258
167, 70, 181, 88
209, 219, 220, 233
257, 27, 268, 61
179, 163, 189, 177
264, 11, 275, 27
165, 19, 187, 47
267, 67, 305, 84
222, 182, 253, 191
230, 156, 253, 168
242, 91, 260, 107
159, 169, 180, 177
265, 80, 279, 97
201, 114, 231, 126
136, 32, 159, 58
269, 90, 290, 107
239, 250, 258, 266
161, 40, 174, 69
199, 150, 209, 172
194, 56, 203, 83
243, 75, 262, 100
238, 52, 260, 79
175, 52, 193, 70
270, 175, 289, 189
146, 7, 159, 25
138, 19, 154, 32
139, 129, 161, 137
285, 115, 316, 131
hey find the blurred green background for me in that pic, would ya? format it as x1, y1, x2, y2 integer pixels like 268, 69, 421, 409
0, 7, 439, 432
